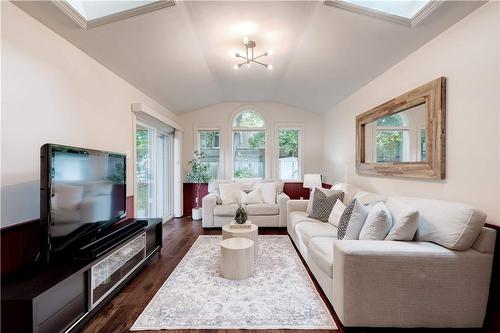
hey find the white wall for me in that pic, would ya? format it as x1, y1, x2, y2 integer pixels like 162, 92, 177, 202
178, 102, 323, 181
322, 2, 500, 225
1, 2, 181, 227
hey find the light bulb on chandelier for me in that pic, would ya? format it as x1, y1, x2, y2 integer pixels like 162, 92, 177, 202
230, 38, 274, 70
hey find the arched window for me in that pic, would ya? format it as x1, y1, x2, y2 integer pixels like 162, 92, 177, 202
232, 111, 266, 178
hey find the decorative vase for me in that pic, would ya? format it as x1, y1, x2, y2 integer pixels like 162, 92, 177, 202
234, 205, 248, 224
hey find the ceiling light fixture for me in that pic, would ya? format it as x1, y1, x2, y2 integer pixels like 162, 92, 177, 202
231, 36, 273, 70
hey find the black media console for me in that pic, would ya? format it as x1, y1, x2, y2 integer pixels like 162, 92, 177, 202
1, 218, 163, 333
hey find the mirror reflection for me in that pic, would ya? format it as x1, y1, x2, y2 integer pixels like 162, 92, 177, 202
364, 103, 427, 163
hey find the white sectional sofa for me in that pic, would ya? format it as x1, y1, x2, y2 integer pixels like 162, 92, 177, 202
202, 179, 289, 228
287, 183, 496, 328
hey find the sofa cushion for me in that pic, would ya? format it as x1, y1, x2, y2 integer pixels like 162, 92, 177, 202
385, 198, 419, 241
246, 203, 279, 216
359, 202, 392, 240
289, 211, 320, 231
328, 199, 346, 227
338, 199, 369, 240
400, 197, 487, 251
308, 188, 344, 222
219, 183, 242, 205
308, 237, 335, 278
241, 188, 263, 204
214, 204, 241, 217
306, 187, 344, 214
353, 191, 387, 206
332, 183, 362, 205
256, 182, 277, 204
296, 222, 338, 246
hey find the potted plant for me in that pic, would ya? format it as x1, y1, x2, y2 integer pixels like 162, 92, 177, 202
186, 150, 211, 220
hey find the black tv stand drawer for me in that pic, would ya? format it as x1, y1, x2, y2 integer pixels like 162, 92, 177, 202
1, 218, 163, 333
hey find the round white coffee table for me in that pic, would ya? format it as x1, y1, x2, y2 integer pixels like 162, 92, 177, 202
222, 223, 258, 258
220, 237, 255, 280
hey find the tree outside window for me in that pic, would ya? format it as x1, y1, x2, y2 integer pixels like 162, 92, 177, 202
278, 129, 300, 180
232, 111, 266, 178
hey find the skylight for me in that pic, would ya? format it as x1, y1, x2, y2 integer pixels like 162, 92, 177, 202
55, 0, 175, 29
324, 0, 440, 27
66, 0, 157, 21
343, 0, 431, 19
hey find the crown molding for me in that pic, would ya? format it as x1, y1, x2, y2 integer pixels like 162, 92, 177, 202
323, 0, 442, 27
52, 0, 175, 29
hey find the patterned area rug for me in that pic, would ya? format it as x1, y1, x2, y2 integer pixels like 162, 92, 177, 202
131, 235, 336, 330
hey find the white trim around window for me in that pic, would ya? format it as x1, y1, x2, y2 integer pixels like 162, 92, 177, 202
274, 123, 304, 182
193, 123, 224, 180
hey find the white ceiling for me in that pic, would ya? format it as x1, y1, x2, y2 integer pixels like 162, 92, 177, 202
13, 1, 484, 114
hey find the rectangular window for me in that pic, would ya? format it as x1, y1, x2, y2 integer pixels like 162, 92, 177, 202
278, 129, 300, 180
233, 131, 265, 178
136, 122, 173, 220
197, 130, 220, 180
376, 130, 410, 162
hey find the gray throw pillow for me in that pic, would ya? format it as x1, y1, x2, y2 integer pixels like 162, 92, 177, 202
337, 199, 369, 240
308, 188, 344, 222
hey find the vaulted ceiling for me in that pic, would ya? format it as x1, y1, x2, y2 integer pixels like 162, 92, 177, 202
14, 1, 484, 113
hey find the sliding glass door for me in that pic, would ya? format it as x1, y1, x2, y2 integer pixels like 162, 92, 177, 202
136, 122, 173, 220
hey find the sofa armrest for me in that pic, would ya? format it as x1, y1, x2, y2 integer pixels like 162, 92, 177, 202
202, 193, 218, 227
332, 240, 493, 328
277, 192, 290, 227
287, 199, 308, 214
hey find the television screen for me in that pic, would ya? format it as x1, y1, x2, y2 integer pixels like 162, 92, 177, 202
47, 145, 126, 247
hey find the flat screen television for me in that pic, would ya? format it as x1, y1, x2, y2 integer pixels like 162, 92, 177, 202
40, 144, 126, 261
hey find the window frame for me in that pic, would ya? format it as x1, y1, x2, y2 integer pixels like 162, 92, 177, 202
275, 124, 303, 182
195, 126, 223, 180
134, 118, 174, 222
231, 110, 268, 180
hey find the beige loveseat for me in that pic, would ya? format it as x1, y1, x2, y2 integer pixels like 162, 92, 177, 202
287, 183, 496, 328
202, 179, 290, 228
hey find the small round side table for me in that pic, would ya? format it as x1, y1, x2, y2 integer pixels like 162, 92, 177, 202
222, 223, 258, 258
219, 237, 255, 280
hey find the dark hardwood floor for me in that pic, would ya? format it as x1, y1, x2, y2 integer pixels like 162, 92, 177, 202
80, 217, 492, 333
80, 217, 342, 333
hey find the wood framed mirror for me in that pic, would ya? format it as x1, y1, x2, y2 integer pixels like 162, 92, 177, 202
356, 77, 446, 179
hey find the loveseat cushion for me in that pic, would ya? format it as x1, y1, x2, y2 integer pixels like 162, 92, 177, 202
289, 211, 321, 232
214, 204, 241, 217
308, 237, 335, 278
296, 222, 338, 246
246, 203, 279, 215
400, 197, 487, 251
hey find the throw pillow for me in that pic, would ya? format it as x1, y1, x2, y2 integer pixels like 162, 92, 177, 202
240, 188, 263, 204
219, 182, 242, 205
256, 182, 276, 204
308, 189, 343, 222
306, 187, 345, 214
385, 198, 419, 241
337, 199, 369, 240
328, 199, 346, 227
359, 202, 393, 240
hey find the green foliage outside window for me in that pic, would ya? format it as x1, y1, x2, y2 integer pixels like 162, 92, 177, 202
279, 129, 299, 157
377, 113, 404, 127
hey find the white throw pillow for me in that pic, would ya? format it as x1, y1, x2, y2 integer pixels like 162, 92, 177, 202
344, 200, 369, 240
306, 187, 343, 214
219, 182, 242, 205
256, 182, 276, 204
240, 188, 263, 204
385, 198, 419, 241
328, 199, 346, 227
359, 202, 393, 240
